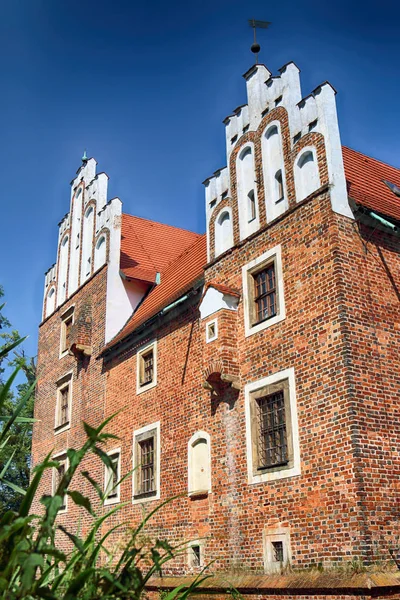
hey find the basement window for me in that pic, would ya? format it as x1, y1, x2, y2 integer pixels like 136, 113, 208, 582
188, 541, 204, 569
263, 528, 291, 574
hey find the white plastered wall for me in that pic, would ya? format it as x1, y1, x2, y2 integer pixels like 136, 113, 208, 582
236, 143, 260, 239
43, 158, 149, 346
204, 62, 352, 256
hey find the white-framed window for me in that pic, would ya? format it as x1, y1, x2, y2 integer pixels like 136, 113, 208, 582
205, 318, 218, 343
245, 368, 301, 485
52, 451, 69, 513
136, 340, 157, 394
188, 431, 211, 497
104, 448, 121, 505
294, 147, 321, 202
55, 372, 73, 434
214, 209, 233, 257
187, 540, 205, 569
242, 245, 285, 338
132, 422, 160, 504
263, 527, 292, 573
60, 306, 74, 358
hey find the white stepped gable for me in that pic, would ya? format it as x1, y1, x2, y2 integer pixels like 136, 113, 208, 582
42, 158, 146, 344
204, 61, 352, 261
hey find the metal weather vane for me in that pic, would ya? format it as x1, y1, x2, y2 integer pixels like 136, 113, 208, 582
248, 19, 271, 64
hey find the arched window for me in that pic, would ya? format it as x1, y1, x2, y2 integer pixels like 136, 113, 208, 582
46, 287, 56, 317
236, 145, 259, 239
275, 170, 284, 202
81, 206, 94, 282
188, 431, 211, 496
57, 236, 69, 305
215, 210, 233, 256
94, 235, 106, 271
262, 122, 288, 221
295, 149, 320, 202
248, 190, 256, 221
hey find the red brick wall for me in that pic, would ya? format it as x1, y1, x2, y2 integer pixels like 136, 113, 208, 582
98, 189, 400, 576
32, 266, 109, 543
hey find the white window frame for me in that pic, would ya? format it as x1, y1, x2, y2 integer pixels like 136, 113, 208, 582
59, 306, 74, 358
263, 527, 292, 574
242, 244, 285, 338
132, 421, 160, 505
136, 340, 157, 394
244, 367, 301, 484
104, 447, 121, 505
187, 430, 212, 497
205, 318, 218, 343
187, 539, 205, 569
54, 371, 73, 434
52, 451, 69, 514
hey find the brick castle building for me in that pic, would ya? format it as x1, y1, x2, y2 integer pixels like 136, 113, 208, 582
33, 59, 400, 598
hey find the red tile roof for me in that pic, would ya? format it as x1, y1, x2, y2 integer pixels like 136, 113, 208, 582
120, 214, 201, 283
104, 234, 207, 352
203, 282, 241, 298
343, 146, 400, 222
104, 146, 399, 354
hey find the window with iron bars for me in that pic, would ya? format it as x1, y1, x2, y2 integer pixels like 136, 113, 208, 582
139, 437, 155, 494
256, 390, 288, 469
253, 264, 276, 324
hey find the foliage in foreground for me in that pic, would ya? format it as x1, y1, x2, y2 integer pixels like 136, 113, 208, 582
0, 335, 209, 599
0, 289, 36, 512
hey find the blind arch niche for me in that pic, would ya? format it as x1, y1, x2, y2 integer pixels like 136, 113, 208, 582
261, 122, 288, 222
188, 431, 211, 496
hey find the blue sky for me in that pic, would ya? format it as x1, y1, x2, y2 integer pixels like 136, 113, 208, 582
1, 0, 399, 359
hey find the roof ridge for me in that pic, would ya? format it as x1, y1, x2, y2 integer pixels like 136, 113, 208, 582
122, 212, 202, 236
343, 145, 400, 174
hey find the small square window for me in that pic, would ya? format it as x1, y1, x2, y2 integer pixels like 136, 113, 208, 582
206, 319, 218, 343
308, 119, 318, 132
188, 541, 204, 569
55, 374, 72, 433
136, 341, 157, 394
133, 422, 160, 503
52, 452, 68, 513
104, 450, 121, 504
209, 198, 217, 209
60, 307, 74, 357
242, 245, 285, 337
274, 95, 283, 106
263, 528, 291, 574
